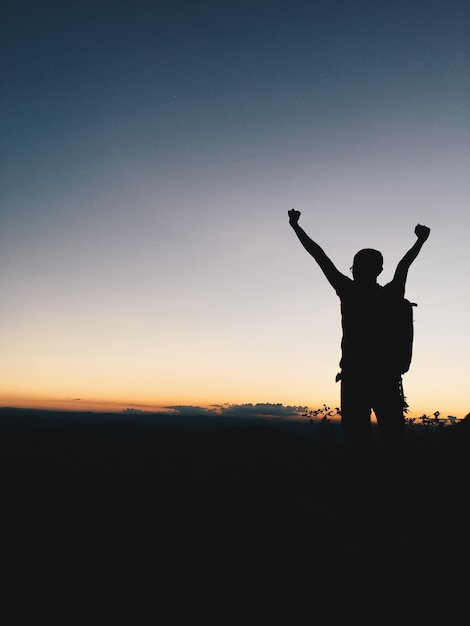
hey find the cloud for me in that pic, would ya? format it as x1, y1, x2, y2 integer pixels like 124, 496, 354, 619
164, 405, 220, 417
121, 403, 308, 420
122, 408, 154, 415
209, 402, 306, 419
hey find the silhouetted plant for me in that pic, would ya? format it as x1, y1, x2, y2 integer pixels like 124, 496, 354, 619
307, 404, 461, 430
303, 404, 341, 423
404, 411, 461, 428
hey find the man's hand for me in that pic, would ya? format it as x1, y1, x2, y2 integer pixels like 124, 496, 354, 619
415, 224, 430, 242
288, 208, 301, 226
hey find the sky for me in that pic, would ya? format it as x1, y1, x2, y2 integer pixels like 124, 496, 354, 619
1, 0, 469, 419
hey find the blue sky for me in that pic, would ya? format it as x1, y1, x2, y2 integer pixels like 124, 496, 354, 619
1, 0, 469, 417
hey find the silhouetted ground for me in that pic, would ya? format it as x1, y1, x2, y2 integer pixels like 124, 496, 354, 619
1, 408, 469, 617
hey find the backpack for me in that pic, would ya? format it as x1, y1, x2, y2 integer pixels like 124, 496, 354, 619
388, 296, 416, 374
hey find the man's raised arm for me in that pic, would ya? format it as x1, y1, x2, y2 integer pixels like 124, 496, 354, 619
288, 209, 344, 288
393, 224, 431, 289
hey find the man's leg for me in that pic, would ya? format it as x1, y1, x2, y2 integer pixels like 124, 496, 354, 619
340, 374, 373, 453
372, 376, 406, 451
339, 374, 375, 508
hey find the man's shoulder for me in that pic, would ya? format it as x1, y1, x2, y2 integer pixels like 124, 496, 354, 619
382, 280, 405, 299
333, 274, 353, 296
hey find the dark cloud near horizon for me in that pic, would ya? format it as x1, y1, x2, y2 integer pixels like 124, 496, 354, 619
121, 403, 306, 418
164, 405, 220, 417
165, 402, 307, 419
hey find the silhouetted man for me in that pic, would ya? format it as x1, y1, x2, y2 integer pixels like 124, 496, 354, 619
288, 209, 430, 453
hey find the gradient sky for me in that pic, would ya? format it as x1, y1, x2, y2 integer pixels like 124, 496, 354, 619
1, 0, 469, 418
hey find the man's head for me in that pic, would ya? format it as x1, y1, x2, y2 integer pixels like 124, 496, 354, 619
352, 248, 383, 282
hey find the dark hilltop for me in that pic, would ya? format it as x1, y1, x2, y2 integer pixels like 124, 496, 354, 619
1, 406, 469, 617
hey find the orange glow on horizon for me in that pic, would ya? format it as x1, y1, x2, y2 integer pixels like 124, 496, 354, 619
0, 393, 309, 417
0, 392, 468, 422
0, 395, 181, 414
